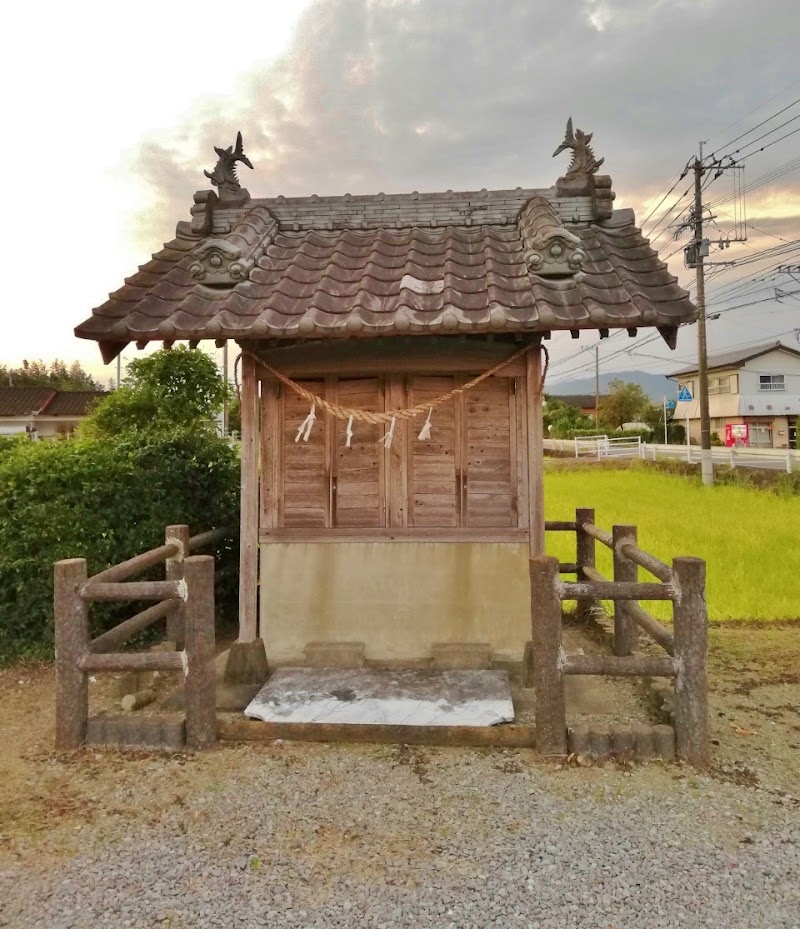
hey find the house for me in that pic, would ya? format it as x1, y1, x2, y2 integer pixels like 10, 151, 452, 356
671, 340, 800, 448
74, 121, 696, 678
547, 394, 600, 418
0, 387, 104, 439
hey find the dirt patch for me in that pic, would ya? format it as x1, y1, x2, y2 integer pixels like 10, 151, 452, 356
1, 625, 799, 863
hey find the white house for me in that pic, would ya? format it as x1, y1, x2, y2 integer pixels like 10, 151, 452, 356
0, 388, 104, 439
671, 340, 800, 448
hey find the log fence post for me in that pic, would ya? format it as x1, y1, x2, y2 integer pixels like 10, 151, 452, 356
672, 556, 709, 766
612, 525, 639, 656
54, 559, 90, 750
530, 555, 567, 756
574, 507, 596, 622
165, 524, 190, 648
184, 555, 217, 750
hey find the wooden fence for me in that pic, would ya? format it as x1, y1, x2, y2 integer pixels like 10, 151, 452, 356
54, 525, 230, 752
537, 508, 708, 765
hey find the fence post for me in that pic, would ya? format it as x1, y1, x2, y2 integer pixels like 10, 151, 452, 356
612, 525, 639, 656
574, 507, 596, 622
165, 525, 190, 648
672, 556, 709, 766
530, 556, 567, 756
787, 448, 792, 474
54, 559, 89, 750
184, 555, 217, 750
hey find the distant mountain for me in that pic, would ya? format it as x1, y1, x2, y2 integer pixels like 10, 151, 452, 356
547, 370, 677, 401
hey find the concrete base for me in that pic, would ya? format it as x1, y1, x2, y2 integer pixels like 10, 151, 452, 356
223, 639, 269, 685
86, 714, 185, 752
304, 641, 366, 668
431, 642, 491, 670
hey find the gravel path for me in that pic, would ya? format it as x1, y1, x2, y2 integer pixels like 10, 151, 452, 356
1, 744, 799, 929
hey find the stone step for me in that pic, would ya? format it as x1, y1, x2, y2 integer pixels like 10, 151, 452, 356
431, 642, 491, 670
86, 714, 186, 752
304, 641, 366, 669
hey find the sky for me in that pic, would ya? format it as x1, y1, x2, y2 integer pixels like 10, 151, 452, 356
3, 0, 799, 389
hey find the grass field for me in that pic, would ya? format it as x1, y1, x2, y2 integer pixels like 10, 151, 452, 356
543, 462, 799, 622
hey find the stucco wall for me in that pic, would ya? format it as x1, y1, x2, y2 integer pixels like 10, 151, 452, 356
259, 542, 531, 664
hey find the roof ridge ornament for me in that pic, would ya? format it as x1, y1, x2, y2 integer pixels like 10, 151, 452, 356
553, 117, 604, 181
204, 132, 253, 202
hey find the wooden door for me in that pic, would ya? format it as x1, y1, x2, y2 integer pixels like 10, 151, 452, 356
407, 376, 459, 527
464, 378, 516, 528
332, 378, 384, 528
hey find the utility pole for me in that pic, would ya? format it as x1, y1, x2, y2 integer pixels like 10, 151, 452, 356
222, 342, 229, 438
693, 142, 714, 486
594, 344, 600, 427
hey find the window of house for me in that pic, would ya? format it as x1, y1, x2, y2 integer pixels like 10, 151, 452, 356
708, 375, 731, 395
759, 374, 785, 391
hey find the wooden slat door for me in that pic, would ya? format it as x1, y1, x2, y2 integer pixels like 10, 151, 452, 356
407, 376, 459, 527
333, 378, 384, 528
281, 380, 329, 528
464, 378, 516, 528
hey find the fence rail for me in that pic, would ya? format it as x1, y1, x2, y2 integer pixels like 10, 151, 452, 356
54, 525, 231, 752
535, 508, 708, 765
640, 442, 798, 473
544, 438, 798, 472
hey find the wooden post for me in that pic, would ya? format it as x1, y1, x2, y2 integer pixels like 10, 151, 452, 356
239, 354, 259, 642
672, 556, 709, 766
574, 507, 596, 622
526, 345, 545, 556
612, 524, 638, 656
184, 555, 217, 750
165, 524, 190, 648
530, 555, 567, 755
54, 559, 89, 750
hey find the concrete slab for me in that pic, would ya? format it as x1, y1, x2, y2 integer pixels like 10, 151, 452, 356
245, 668, 515, 727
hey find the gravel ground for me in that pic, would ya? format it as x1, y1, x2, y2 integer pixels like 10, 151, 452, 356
2, 743, 799, 929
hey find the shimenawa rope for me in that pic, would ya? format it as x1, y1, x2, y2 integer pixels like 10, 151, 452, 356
235, 342, 547, 426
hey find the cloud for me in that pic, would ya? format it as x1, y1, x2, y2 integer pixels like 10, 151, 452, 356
132, 0, 800, 246
128, 0, 800, 364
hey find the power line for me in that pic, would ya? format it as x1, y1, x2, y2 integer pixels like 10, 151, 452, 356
711, 96, 800, 159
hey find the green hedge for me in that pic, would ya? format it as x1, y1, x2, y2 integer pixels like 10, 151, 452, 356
0, 433, 239, 662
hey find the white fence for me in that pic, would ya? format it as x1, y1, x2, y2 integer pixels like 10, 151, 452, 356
551, 435, 643, 459
640, 443, 798, 473
544, 437, 798, 472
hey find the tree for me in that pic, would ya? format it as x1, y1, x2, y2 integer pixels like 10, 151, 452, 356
543, 396, 595, 437
597, 379, 655, 429
82, 347, 229, 439
0, 358, 100, 390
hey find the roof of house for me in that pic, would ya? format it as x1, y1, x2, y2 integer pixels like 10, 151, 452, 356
0, 387, 104, 418
670, 340, 800, 376
75, 122, 697, 362
547, 394, 599, 409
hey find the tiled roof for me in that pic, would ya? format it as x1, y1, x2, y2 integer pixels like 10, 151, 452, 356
0, 387, 54, 417
46, 391, 105, 416
76, 173, 696, 357
670, 340, 800, 376
0, 388, 104, 418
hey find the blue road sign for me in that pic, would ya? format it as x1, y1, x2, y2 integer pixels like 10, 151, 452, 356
666, 400, 676, 410
677, 387, 693, 401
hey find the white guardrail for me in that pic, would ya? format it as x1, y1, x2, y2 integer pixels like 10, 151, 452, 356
544, 437, 799, 472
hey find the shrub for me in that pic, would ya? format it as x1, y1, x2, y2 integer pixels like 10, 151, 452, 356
0, 432, 239, 663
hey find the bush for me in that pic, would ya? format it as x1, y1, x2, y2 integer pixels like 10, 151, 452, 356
0, 432, 239, 663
